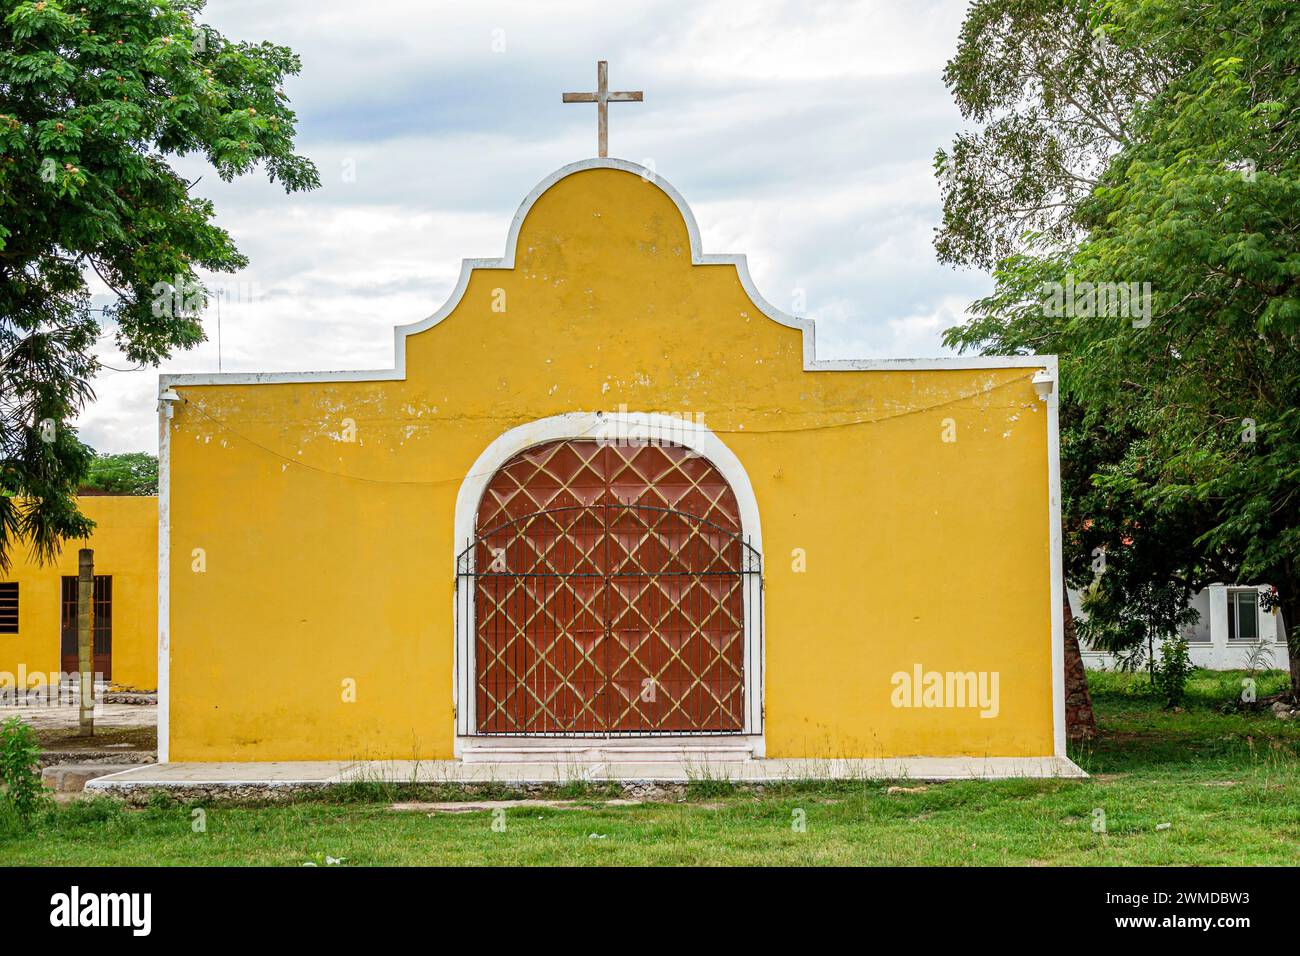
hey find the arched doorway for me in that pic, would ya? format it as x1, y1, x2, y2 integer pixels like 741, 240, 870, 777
457, 438, 761, 737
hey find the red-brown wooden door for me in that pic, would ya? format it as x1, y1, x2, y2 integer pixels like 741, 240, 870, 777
471, 440, 753, 735
60, 575, 112, 681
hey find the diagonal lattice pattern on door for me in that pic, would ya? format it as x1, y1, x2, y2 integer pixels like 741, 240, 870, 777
459, 440, 760, 735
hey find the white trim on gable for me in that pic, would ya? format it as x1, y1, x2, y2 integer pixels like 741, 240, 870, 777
159, 157, 1055, 390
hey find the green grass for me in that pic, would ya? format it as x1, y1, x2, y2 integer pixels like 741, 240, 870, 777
2, 668, 1298, 866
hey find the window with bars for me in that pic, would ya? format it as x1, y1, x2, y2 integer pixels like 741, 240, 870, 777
0, 582, 16, 634
59, 576, 112, 656
1227, 589, 1260, 642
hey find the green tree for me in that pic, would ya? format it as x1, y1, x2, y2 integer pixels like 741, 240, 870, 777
938, 0, 1300, 697
0, 0, 317, 569
83, 450, 156, 494
950, 253, 1234, 662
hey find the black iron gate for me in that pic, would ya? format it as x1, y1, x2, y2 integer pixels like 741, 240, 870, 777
456, 503, 762, 736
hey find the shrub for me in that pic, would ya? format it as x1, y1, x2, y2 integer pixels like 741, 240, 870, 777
1154, 636, 1193, 709
0, 716, 46, 821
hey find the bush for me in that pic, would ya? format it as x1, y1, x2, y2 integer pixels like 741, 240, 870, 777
0, 716, 46, 821
1154, 636, 1194, 709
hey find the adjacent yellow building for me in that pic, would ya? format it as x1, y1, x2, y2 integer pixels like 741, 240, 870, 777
160, 159, 1066, 768
0, 495, 157, 692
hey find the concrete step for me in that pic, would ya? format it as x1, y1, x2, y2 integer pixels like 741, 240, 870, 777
41, 763, 140, 793
461, 742, 755, 764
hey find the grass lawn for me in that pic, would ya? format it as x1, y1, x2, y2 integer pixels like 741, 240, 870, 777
2, 668, 1298, 866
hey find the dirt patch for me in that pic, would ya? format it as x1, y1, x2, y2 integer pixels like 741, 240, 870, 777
37, 725, 156, 752
11, 701, 157, 757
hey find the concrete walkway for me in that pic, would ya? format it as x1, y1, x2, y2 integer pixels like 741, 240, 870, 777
86, 755, 1085, 790
6, 700, 156, 734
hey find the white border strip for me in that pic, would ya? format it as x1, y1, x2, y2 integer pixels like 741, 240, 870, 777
86, 755, 1086, 787
156, 396, 172, 763
1045, 356, 1066, 757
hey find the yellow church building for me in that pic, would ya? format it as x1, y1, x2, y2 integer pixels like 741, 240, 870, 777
157, 158, 1077, 778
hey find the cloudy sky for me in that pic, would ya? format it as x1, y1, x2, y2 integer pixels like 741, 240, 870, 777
79, 0, 989, 452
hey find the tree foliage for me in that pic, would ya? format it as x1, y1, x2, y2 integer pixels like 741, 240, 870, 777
934, 0, 1163, 269
939, 0, 1300, 694
0, 0, 317, 568
83, 449, 154, 494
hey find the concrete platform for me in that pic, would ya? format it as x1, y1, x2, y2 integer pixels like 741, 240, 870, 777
85, 755, 1085, 791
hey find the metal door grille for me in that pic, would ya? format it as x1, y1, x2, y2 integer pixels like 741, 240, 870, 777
456, 502, 761, 736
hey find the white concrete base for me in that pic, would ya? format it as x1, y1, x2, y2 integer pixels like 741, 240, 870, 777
85, 755, 1085, 790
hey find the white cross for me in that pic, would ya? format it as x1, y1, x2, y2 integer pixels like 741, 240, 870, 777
562, 60, 643, 158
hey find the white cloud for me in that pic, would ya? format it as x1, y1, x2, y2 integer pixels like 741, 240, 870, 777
75, 0, 991, 452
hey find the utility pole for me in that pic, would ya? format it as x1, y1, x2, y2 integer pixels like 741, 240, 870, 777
215, 287, 224, 372
77, 548, 94, 737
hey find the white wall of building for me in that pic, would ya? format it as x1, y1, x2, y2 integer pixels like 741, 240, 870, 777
1070, 584, 1291, 672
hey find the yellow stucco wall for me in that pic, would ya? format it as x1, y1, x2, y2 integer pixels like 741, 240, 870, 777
0, 496, 157, 691
166, 165, 1057, 761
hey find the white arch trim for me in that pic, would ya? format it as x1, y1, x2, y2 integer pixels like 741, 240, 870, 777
451, 411, 765, 754
453, 411, 763, 556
